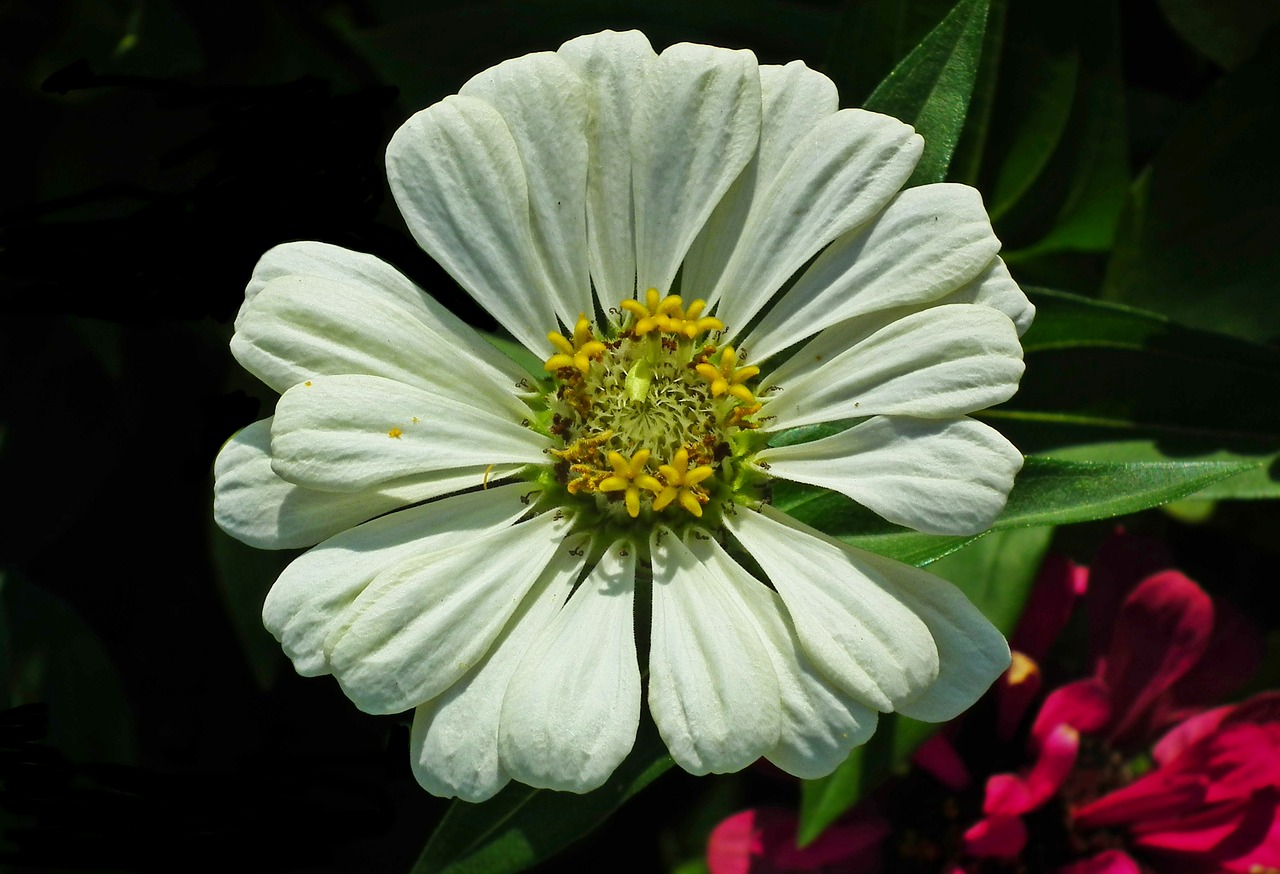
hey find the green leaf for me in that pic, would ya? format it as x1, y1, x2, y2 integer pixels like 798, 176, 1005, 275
774, 456, 1257, 565
998, 0, 1128, 256
822, 0, 960, 105
992, 287, 1280, 498
863, 0, 991, 187
478, 330, 543, 380
411, 716, 672, 874
948, 0, 1008, 186
797, 526, 1053, 844
1102, 32, 1280, 344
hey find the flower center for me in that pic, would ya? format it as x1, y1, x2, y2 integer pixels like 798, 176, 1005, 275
540, 289, 762, 526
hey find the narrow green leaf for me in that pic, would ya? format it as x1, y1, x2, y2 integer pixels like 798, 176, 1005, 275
993, 288, 1280, 499
863, 0, 991, 186
774, 456, 1257, 564
999, 0, 1128, 256
948, 0, 1008, 186
822, 0, 959, 105
478, 330, 543, 380
412, 716, 672, 874
797, 527, 1053, 844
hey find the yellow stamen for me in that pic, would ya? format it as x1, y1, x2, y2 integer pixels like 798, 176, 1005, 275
388, 427, 403, 439
544, 312, 606, 375
483, 464, 495, 489
696, 345, 759, 403
652, 447, 715, 517
622, 289, 724, 338
598, 448, 662, 517
1007, 651, 1039, 686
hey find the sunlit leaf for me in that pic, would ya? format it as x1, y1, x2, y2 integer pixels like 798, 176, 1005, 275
863, 0, 992, 186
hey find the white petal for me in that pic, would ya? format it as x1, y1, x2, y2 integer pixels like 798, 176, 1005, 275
842, 548, 1010, 723
232, 275, 532, 420
558, 30, 657, 311
242, 240, 425, 322
410, 535, 588, 801
387, 95, 559, 353
681, 61, 839, 302
743, 184, 1003, 362
460, 52, 592, 327
726, 505, 938, 712
758, 416, 1024, 536
648, 527, 781, 775
692, 536, 879, 779
499, 539, 641, 792
329, 511, 572, 714
632, 42, 761, 296
214, 417, 519, 549
936, 257, 1035, 336
760, 304, 1025, 431
711, 110, 923, 339
262, 483, 532, 677
269, 374, 547, 492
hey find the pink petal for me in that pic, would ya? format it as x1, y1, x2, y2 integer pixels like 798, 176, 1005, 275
706, 808, 889, 874
1153, 704, 1234, 766
1158, 597, 1264, 727
1031, 678, 1111, 747
1010, 555, 1088, 660
1086, 528, 1175, 667
913, 733, 972, 791
1023, 724, 1080, 809
963, 814, 1027, 859
1102, 571, 1214, 747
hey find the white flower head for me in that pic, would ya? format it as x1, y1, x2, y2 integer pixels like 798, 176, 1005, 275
215, 30, 1033, 801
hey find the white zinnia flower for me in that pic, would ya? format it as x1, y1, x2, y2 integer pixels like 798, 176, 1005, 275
214, 30, 1033, 802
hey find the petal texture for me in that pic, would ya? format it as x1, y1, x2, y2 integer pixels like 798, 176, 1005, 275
234, 273, 531, 419
743, 183, 1002, 362
681, 61, 839, 303
760, 304, 1024, 431
214, 417, 516, 549
460, 52, 592, 326
649, 528, 781, 774
269, 374, 547, 492
329, 510, 572, 714
387, 95, 559, 353
262, 483, 532, 677
410, 536, 588, 801
693, 534, 879, 778
238, 241, 531, 391
758, 416, 1023, 535
499, 539, 642, 792
557, 30, 656, 311
727, 505, 939, 712
851, 547, 1010, 722
632, 42, 761, 296
710, 109, 923, 338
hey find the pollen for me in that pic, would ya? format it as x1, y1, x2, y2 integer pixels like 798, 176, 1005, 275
696, 345, 759, 404
540, 293, 762, 525
653, 448, 715, 517
544, 312, 607, 375
388, 427, 403, 439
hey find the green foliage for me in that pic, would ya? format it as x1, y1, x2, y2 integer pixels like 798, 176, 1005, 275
862, 0, 991, 187
411, 716, 672, 874
1102, 32, 1280, 344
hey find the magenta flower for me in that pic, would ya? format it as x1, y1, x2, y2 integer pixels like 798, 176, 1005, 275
961, 531, 1269, 870
706, 807, 889, 873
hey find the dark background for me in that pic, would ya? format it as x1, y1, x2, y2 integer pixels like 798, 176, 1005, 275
1, 1, 1275, 871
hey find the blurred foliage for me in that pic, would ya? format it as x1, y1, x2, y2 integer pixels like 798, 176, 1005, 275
1, 0, 1278, 871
